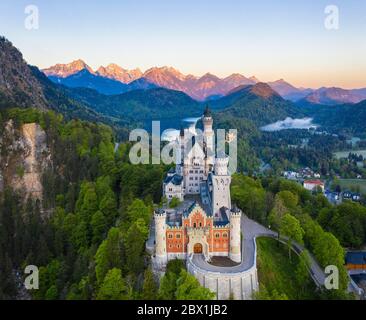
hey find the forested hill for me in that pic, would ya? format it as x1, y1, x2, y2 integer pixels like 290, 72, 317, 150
303, 99, 366, 136
212, 83, 304, 126
67, 86, 203, 122
0, 108, 166, 299
0, 37, 132, 138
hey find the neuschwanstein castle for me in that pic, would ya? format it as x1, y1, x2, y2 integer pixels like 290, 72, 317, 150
153, 107, 242, 266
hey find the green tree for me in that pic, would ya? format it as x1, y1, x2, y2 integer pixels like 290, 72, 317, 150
158, 271, 178, 300
91, 211, 107, 244
124, 219, 148, 274
254, 284, 288, 300
169, 197, 181, 208
295, 251, 311, 294
175, 270, 215, 300
95, 227, 123, 285
126, 199, 152, 225
279, 214, 304, 260
45, 285, 58, 300
97, 268, 129, 300
142, 268, 158, 300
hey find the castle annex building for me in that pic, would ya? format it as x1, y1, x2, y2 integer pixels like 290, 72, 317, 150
154, 107, 242, 266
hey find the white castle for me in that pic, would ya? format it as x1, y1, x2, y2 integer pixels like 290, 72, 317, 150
153, 106, 242, 266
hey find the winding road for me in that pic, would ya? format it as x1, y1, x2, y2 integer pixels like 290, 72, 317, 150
191, 215, 326, 287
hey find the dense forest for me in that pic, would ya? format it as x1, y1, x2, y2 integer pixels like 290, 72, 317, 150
231, 174, 365, 299
1, 105, 365, 300
0, 108, 218, 300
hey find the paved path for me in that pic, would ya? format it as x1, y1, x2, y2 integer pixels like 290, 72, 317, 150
191, 215, 326, 287
191, 215, 276, 273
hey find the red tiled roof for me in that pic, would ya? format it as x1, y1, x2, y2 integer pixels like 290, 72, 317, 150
304, 180, 324, 185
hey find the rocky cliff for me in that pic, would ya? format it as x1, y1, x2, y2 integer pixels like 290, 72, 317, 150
0, 121, 51, 202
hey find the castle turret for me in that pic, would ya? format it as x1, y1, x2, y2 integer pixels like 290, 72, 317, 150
202, 105, 214, 171
214, 155, 229, 176
211, 155, 232, 214
229, 209, 242, 263
154, 210, 167, 266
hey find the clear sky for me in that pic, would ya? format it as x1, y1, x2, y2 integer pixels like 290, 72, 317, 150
1, 0, 365, 89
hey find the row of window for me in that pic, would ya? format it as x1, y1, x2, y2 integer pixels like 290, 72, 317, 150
168, 233, 181, 239
189, 170, 204, 174
189, 176, 203, 181
167, 231, 228, 238
167, 243, 228, 250
168, 244, 181, 249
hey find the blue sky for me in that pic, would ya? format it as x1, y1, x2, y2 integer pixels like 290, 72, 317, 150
0, 0, 365, 88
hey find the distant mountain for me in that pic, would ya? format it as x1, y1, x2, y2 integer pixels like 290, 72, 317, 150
96, 63, 142, 83
43, 62, 258, 100
127, 78, 158, 91
142, 66, 187, 92
43, 60, 366, 105
268, 79, 313, 102
0, 36, 125, 125
212, 83, 303, 126
43, 59, 94, 78
299, 87, 366, 106
48, 69, 128, 95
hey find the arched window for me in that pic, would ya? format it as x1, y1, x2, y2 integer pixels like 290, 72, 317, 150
215, 233, 220, 238
193, 223, 196, 228
168, 233, 173, 239
176, 234, 181, 239
223, 232, 228, 238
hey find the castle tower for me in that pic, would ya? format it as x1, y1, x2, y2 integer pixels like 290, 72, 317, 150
229, 210, 242, 263
214, 155, 229, 176
211, 156, 232, 214
202, 106, 214, 171
154, 210, 167, 266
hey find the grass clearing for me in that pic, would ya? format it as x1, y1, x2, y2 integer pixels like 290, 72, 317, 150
256, 237, 317, 300
334, 149, 366, 159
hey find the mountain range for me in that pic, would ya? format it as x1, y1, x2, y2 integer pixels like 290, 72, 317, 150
43, 61, 258, 100
298, 87, 366, 106
42, 60, 366, 105
2, 35, 366, 136
0, 36, 131, 130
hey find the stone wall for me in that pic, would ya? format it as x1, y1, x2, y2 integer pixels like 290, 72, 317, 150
186, 254, 258, 300
186, 235, 260, 300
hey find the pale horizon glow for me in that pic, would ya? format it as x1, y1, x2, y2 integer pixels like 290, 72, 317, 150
1, 0, 366, 89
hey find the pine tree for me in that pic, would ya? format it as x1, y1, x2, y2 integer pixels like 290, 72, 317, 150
142, 268, 158, 300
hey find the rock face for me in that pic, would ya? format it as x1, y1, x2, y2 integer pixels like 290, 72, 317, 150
0, 121, 50, 201
43, 59, 94, 78
96, 64, 142, 83
0, 37, 48, 109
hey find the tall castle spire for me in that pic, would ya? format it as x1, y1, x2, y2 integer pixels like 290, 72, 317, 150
203, 105, 212, 118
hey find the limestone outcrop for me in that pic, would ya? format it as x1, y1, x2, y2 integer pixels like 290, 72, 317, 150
0, 120, 51, 201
